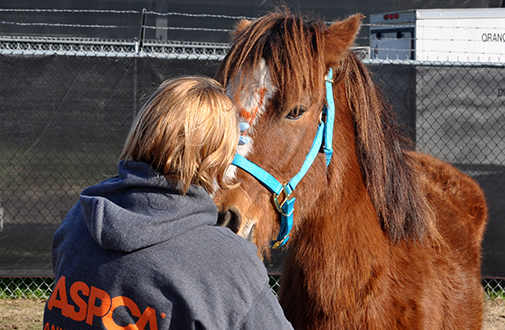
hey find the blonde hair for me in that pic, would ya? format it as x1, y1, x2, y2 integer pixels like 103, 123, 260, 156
120, 76, 238, 195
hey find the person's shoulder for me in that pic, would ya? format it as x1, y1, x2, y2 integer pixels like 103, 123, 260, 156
210, 226, 259, 253
202, 226, 267, 273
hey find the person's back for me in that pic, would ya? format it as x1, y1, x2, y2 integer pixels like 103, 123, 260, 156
43, 76, 293, 330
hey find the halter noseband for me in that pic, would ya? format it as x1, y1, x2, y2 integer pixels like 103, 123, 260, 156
232, 69, 335, 248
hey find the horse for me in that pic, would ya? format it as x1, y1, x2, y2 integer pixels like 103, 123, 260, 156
214, 10, 488, 330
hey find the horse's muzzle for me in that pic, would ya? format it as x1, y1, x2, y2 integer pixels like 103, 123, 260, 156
217, 206, 256, 242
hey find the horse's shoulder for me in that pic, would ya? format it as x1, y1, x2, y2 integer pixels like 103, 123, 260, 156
408, 151, 482, 197
407, 151, 487, 243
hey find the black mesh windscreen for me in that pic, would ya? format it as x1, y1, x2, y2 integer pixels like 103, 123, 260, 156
1, 55, 504, 277
0, 55, 220, 276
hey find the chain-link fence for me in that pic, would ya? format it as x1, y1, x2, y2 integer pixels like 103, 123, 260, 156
0, 276, 503, 300
0, 36, 504, 300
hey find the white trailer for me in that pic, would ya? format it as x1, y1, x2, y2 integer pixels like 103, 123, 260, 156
370, 8, 505, 63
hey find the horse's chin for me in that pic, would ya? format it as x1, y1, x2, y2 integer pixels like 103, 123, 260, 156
240, 221, 256, 242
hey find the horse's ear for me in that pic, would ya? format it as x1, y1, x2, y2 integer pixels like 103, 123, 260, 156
233, 19, 252, 37
324, 14, 364, 68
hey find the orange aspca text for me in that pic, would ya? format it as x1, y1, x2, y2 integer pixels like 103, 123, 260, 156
46, 276, 159, 330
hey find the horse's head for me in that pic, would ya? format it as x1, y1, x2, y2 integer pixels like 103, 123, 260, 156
213, 11, 362, 255
215, 11, 432, 257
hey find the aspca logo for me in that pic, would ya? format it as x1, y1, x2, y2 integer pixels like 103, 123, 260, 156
45, 276, 161, 330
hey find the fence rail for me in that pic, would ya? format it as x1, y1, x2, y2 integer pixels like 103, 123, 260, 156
0, 35, 229, 59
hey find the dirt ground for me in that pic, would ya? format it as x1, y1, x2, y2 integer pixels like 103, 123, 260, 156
0, 299, 504, 329
0, 299, 45, 330
484, 299, 505, 330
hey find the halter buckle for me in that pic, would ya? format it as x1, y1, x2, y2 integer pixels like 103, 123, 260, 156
272, 184, 293, 216
325, 69, 334, 83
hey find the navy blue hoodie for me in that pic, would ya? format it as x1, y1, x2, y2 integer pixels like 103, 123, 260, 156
43, 161, 293, 330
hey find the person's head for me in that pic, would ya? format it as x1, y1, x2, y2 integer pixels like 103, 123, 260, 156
120, 76, 238, 195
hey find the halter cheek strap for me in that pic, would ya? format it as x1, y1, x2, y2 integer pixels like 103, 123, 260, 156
231, 69, 335, 248
323, 71, 335, 166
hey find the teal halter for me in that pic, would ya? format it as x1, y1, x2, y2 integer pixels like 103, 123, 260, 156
232, 69, 335, 248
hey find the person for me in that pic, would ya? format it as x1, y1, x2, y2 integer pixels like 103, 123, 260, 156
43, 76, 293, 330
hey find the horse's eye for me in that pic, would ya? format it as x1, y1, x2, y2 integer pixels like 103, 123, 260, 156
286, 106, 307, 120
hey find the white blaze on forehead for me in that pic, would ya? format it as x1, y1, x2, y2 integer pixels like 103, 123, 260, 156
226, 58, 276, 128
224, 59, 275, 181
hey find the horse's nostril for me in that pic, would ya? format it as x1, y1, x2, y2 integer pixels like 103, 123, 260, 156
217, 206, 241, 234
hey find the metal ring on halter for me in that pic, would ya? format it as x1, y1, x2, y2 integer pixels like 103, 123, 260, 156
272, 184, 292, 216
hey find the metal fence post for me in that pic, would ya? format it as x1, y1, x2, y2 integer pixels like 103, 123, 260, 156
138, 8, 147, 53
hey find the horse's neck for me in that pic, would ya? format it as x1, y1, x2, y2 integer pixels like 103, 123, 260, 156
280, 174, 389, 319
298, 180, 387, 270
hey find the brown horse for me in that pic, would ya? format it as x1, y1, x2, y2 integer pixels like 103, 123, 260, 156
214, 10, 488, 330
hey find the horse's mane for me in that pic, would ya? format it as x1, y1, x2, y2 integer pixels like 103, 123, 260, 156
337, 54, 438, 242
218, 10, 438, 243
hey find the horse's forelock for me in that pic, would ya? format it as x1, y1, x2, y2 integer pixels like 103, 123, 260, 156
220, 10, 327, 120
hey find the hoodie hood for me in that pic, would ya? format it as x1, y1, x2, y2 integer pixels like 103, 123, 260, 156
79, 160, 218, 252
